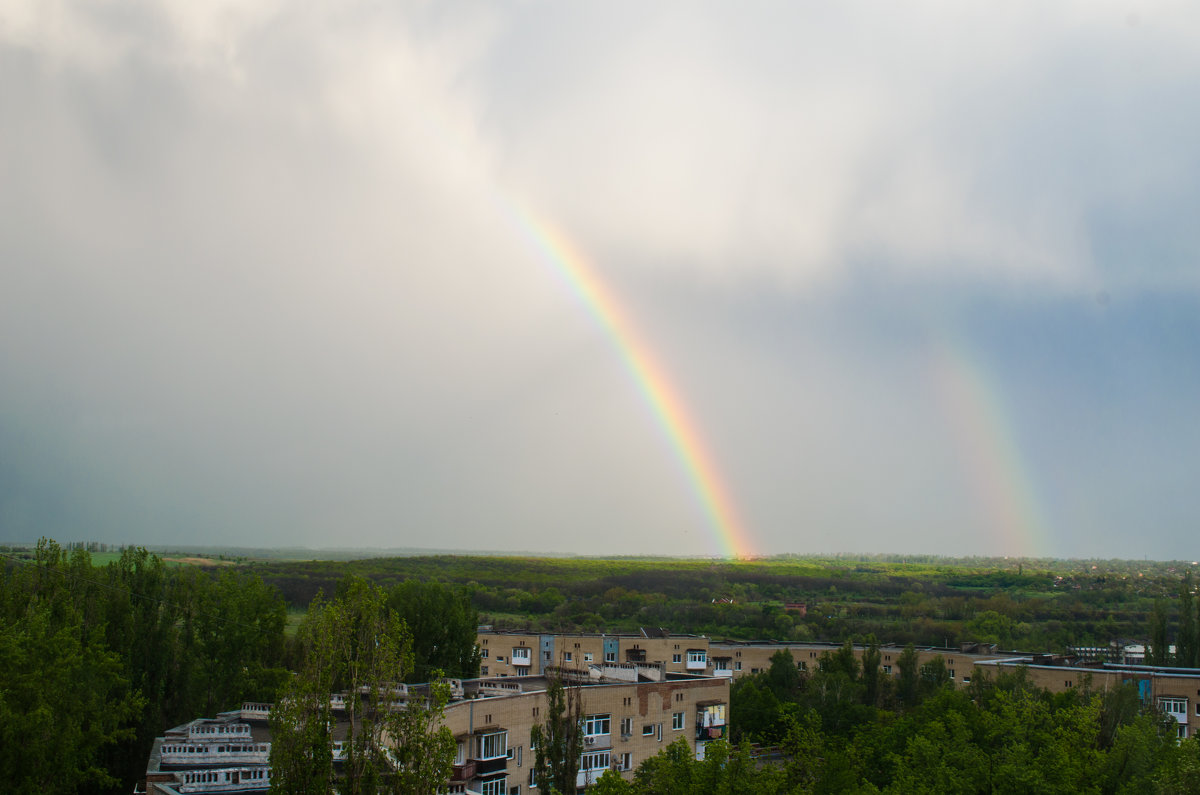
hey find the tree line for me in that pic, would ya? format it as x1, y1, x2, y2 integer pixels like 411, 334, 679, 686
0, 540, 479, 794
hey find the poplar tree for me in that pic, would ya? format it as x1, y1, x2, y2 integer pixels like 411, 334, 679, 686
1177, 573, 1197, 668
530, 671, 583, 793
1148, 598, 1171, 667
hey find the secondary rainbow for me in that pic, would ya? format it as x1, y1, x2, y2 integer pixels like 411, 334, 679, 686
509, 206, 753, 559
930, 334, 1048, 557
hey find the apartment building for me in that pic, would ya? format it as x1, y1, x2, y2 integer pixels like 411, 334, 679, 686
477, 628, 710, 679
443, 668, 729, 793
477, 628, 1009, 686
142, 673, 728, 794
975, 656, 1200, 740
142, 704, 274, 794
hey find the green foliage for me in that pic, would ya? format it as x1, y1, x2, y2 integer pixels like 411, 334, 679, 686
387, 580, 481, 681
530, 672, 583, 793
0, 559, 143, 793
385, 676, 457, 795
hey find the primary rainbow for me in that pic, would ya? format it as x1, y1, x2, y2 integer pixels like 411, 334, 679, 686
508, 206, 753, 559
930, 334, 1048, 557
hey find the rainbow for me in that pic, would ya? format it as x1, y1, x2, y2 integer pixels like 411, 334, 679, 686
930, 335, 1048, 557
508, 207, 753, 558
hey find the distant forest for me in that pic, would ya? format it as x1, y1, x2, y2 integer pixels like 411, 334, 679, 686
244, 553, 1192, 652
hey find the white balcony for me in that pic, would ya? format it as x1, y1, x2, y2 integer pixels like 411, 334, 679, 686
511, 648, 532, 666
686, 651, 707, 671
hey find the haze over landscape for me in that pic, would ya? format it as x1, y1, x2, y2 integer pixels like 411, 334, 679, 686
2, 1, 1198, 559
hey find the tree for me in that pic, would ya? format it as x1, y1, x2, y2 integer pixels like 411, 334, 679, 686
384, 677, 457, 795
387, 580, 481, 682
530, 671, 583, 793
1177, 574, 1197, 669
270, 577, 413, 795
0, 540, 144, 793
861, 636, 883, 707
1149, 598, 1171, 667
896, 644, 920, 707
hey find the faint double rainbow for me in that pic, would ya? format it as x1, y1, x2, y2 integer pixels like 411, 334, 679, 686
506, 206, 754, 559
929, 334, 1048, 558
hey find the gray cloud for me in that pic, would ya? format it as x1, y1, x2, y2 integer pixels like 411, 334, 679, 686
2, 1, 1198, 556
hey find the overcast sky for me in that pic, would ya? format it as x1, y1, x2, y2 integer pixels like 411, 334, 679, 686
2, 1, 1198, 559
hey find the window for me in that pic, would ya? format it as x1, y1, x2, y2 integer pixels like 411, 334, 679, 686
580, 751, 610, 772
563, 652, 573, 662
797, 660, 806, 671
1160, 697, 1188, 718
672, 654, 682, 663
584, 714, 611, 736
605, 651, 617, 663
735, 662, 742, 671
481, 666, 489, 675
455, 742, 466, 765
480, 778, 507, 795
687, 650, 707, 665
642, 724, 655, 736
882, 665, 892, 675
482, 648, 489, 659
584, 653, 594, 662
1179, 724, 1189, 740
477, 731, 507, 760
671, 712, 685, 730
619, 752, 632, 770
948, 669, 955, 680
620, 717, 633, 736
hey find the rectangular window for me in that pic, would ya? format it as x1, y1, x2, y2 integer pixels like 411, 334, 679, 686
455, 741, 466, 765
563, 652, 573, 662
480, 778, 507, 795
797, 661, 806, 671
584, 653, 594, 662
642, 724, 655, 736
619, 752, 632, 771
481, 648, 489, 659
671, 712, 685, 730
948, 669, 955, 680
584, 714, 611, 736
477, 731, 508, 760
735, 662, 742, 671
1160, 697, 1188, 718
605, 651, 617, 663
883, 665, 892, 675
672, 654, 682, 663
620, 717, 633, 736
580, 751, 610, 772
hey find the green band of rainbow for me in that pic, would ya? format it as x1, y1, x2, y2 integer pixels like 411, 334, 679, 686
510, 207, 753, 558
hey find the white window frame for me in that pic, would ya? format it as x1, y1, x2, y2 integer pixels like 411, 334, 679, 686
671, 712, 685, 731
477, 731, 508, 760
584, 714, 611, 737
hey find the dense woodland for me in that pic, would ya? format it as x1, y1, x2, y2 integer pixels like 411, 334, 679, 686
3, 541, 1200, 793
247, 553, 1194, 653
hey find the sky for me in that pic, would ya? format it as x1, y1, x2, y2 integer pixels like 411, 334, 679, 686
2, 1, 1198, 559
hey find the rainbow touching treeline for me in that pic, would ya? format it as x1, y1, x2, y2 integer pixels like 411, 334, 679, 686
930, 335, 1048, 558
510, 207, 754, 559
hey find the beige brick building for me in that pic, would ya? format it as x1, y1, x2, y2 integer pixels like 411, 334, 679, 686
477, 628, 1008, 687
443, 670, 729, 794
974, 656, 1200, 740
